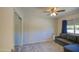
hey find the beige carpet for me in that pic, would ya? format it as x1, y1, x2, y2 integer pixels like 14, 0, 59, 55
15, 40, 64, 52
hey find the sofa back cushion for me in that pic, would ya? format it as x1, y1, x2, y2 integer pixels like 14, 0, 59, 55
60, 33, 77, 43
60, 34, 76, 42
76, 36, 79, 43
68, 35, 76, 42
60, 33, 67, 39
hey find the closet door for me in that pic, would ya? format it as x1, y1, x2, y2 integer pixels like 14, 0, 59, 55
14, 12, 22, 46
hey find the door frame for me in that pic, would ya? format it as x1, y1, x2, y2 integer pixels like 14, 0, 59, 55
13, 9, 23, 48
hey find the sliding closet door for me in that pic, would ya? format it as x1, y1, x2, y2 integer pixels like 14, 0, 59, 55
14, 12, 22, 46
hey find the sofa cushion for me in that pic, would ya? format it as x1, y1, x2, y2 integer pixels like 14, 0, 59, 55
57, 38, 72, 44
66, 34, 76, 42
55, 38, 73, 46
60, 33, 67, 39
76, 36, 79, 43
66, 34, 70, 40
69, 35, 76, 42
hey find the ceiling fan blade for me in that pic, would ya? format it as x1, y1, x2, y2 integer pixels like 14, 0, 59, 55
43, 11, 50, 13
56, 10, 65, 12
53, 7, 57, 11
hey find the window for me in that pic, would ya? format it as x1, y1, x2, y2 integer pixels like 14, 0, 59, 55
75, 25, 79, 34
67, 19, 79, 34
67, 25, 74, 33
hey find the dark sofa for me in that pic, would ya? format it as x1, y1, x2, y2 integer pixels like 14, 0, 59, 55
55, 33, 79, 46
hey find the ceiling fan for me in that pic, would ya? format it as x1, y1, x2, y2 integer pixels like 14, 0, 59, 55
44, 7, 65, 16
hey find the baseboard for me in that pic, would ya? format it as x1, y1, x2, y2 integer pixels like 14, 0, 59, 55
23, 40, 53, 46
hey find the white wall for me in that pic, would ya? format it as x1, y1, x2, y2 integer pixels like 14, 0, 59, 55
23, 18, 55, 44
23, 8, 56, 44
0, 8, 14, 51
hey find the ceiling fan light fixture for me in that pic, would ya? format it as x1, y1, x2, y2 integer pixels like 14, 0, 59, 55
51, 13, 56, 16
44, 7, 65, 16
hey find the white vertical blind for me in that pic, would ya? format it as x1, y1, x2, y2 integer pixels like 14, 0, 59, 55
67, 20, 74, 33
67, 19, 79, 34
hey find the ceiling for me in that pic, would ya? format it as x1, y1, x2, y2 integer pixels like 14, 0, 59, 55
17, 7, 79, 19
